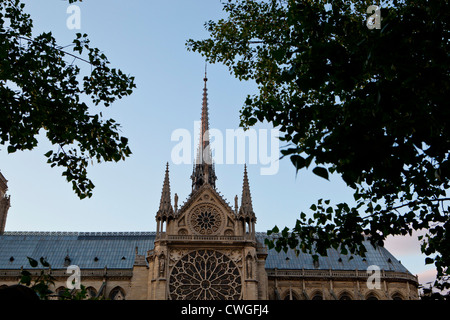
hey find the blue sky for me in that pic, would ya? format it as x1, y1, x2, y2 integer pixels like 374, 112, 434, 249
0, 0, 436, 287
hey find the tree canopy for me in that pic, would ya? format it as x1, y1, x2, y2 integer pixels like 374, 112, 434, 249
0, 0, 135, 199
187, 0, 450, 296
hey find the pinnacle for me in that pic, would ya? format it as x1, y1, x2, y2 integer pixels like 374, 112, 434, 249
158, 162, 173, 217
239, 164, 254, 218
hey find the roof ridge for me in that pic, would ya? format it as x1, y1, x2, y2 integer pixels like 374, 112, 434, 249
178, 184, 234, 216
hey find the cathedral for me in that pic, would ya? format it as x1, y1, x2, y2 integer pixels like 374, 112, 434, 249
0, 74, 419, 300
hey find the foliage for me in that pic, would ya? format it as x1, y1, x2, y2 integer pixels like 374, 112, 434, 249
187, 0, 450, 297
0, 0, 135, 199
19, 257, 55, 299
19, 256, 98, 300
420, 278, 450, 300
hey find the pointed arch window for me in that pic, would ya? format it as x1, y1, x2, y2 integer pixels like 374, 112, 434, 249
109, 287, 125, 300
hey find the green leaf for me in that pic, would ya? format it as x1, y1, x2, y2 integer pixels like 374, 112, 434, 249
280, 147, 302, 157
40, 257, 50, 268
247, 117, 257, 126
264, 238, 275, 250
20, 274, 31, 286
290, 155, 306, 172
312, 167, 329, 180
27, 257, 38, 268
21, 270, 31, 277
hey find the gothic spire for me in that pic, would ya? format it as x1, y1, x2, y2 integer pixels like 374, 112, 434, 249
157, 162, 174, 218
191, 67, 217, 192
239, 164, 255, 219
199, 65, 210, 161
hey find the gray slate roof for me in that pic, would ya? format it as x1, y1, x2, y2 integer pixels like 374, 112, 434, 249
0, 232, 155, 270
0, 231, 410, 274
256, 234, 409, 273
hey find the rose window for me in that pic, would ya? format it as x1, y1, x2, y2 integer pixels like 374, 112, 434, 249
190, 206, 221, 235
169, 250, 242, 300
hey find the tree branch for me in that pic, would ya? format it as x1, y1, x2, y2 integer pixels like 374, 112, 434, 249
362, 198, 450, 220
16, 35, 91, 65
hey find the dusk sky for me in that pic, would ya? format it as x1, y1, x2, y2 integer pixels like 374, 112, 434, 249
0, 0, 436, 289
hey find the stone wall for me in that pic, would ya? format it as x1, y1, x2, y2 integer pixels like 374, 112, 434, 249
267, 272, 419, 300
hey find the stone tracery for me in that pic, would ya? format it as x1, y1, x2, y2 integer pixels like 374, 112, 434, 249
169, 250, 242, 300
189, 205, 222, 235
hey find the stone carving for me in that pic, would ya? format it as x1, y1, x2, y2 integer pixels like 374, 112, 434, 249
224, 249, 242, 266
169, 248, 190, 265
158, 253, 166, 277
246, 254, 253, 279
189, 205, 222, 235
224, 229, 234, 236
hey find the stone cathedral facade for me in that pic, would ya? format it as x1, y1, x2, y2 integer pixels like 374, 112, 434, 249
0, 75, 419, 300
